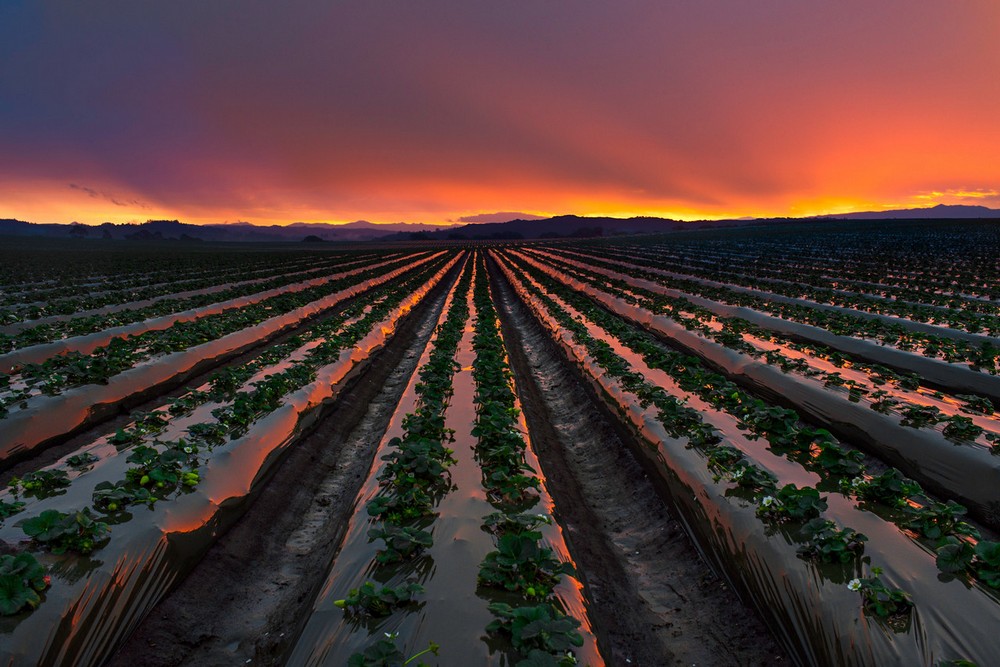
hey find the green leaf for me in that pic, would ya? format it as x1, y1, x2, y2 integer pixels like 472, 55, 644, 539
17, 510, 68, 542
0, 573, 41, 615
936, 537, 974, 574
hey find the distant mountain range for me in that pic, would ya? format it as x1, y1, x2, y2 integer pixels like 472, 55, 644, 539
0, 218, 443, 242
814, 204, 1000, 220
2, 204, 998, 243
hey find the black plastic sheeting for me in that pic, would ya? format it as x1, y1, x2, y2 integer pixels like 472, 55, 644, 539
561, 244, 1000, 318
516, 251, 1000, 528
0, 257, 458, 667
531, 249, 1000, 406
498, 256, 1000, 667
0, 252, 429, 371
0, 253, 392, 336
287, 274, 601, 665
546, 247, 1000, 349
0, 253, 445, 467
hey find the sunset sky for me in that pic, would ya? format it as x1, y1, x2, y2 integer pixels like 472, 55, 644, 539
2, 1, 998, 226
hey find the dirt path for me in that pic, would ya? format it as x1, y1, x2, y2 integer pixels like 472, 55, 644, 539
104, 264, 458, 667
488, 256, 788, 667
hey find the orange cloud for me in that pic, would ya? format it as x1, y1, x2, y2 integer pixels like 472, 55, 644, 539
1, 2, 998, 225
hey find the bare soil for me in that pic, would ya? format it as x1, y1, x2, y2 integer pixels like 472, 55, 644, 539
102, 256, 787, 667
105, 267, 457, 667
489, 256, 788, 667
0, 282, 392, 486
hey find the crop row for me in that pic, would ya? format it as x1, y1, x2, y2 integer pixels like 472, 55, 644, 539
525, 249, 999, 448
494, 249, 1000, 665
0, 253, 462, 665
512, 250, 1000, 527
594, 221, 1000, 301
469, 254, 588, 666
573, 237, 1000, 315
526, 248, 1000, 392
0, 252, 441, 415
557, 243, 1000, 333
0, 244, 350, 302
334, 257, 472, 664
0, 252, 409, 349
287, 254, 597, 664
0, 253, 386, 322
0, 252, 452, 468
537, 246, 1000, 365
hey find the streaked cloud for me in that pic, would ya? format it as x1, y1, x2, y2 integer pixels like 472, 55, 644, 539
68, 183, 151, 209
1, 1, 998, 225
913, 188, 1000, 202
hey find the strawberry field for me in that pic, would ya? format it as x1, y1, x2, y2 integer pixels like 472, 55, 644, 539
2, 221, 999, 666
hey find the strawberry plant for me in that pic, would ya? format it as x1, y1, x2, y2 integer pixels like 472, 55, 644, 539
813, 442, 864, 476
17, 508, 110, 554
366, 485, 437, 523
849, 469, 922, 507
756, 484, 827, 522
899, 404, 946, 429
333, 581, 424, 617
66, 452, 99, 469
849, 566, 912, 622
124, 443, 199, 493
186, 422, 229, 447
904, 501, 979, 540
796, 518, 867, 563
936, 536, 1000, 587
369, 519, 434, 564
869, 390, 901, 414
0, 500, 26, 520
728, 461, 778, 494
486, 603, 584, 660
482, 511, 552, 536
0, 552, 50, 616
9, 469, 70, 498
379, 438, 455, 491
347, 633, 440, 667
166, 389, 211, 415
973, 541, 1000, 588
478, 531, 575, 597
941, 415, 984, 443
958, 394, 994, 416
706, 444, 743, 476
92, 480, 155, 512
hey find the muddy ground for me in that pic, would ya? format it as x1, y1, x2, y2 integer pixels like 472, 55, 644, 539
106, 267, 457, 666
489, 257, 787, 667
102, 258, 788, 666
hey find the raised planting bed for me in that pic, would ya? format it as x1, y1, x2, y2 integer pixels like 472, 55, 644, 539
0, 251, 391, 344
0, 254, 462, 667
511, 250, 1000, 528
522, 249, 1000, 406
495, 249, 1000, 667
0, 253, 451, 464
0, 251, 429, 370
287, 254, 601, 665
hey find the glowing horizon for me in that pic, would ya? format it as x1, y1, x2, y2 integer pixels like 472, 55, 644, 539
2, 2, 998, 228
